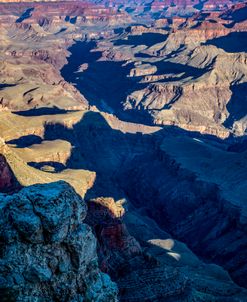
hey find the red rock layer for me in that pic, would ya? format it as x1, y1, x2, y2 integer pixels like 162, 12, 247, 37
85, 197, 142, 274
0, 153, 19, 193
0, 1, 132, 25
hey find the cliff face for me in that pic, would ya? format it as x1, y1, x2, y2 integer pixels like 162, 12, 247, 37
85, 197, 142, 275
120, 140, 247, 289
0, 154, 18, 192
84, 195, 247, 302
0, 181, 118, 302
0, 139, 20, 193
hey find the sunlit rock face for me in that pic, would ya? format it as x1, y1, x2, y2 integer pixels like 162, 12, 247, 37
85, 197, 142, 274
0, 181, 118, 302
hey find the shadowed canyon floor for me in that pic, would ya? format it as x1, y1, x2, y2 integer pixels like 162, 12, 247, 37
1, 1, 247, 301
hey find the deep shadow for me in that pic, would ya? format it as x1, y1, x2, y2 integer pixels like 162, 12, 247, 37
152, 60, 208, 82
0, 84, 16, 90
224, 83, 247, 128
6, 135, 42, 148
193, 1, 205, 10
205, 32, 247, 53
70, 16, 77, 24
114, 33, 168, 47
43, 110, 233, 199
16, 7, 34, 23
61, 40, 151, 124
13, 107, 74, 117
28, 161, 66, 172
12, 111, 247, 288
44, 111, 154, 199
55, 27, 67, 35
114, 28, 125, 35
133, 56, 210, 82
135, 53, 154, 58
227, 138, 247, 152
221, 4, 247, 26
194, 12, 210, 21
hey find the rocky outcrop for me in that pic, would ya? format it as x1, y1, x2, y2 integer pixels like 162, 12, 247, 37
0, 139, 19, 193
0, 153, 19, 193
85, 197, 192, 301
0, 181, 118, 302
85, 197, 142, 275
129, 64, 157, 77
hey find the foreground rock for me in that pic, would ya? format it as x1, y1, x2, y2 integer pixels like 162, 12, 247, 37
0, 181, 118, 302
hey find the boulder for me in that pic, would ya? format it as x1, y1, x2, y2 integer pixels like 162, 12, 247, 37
0, 181, 118, 302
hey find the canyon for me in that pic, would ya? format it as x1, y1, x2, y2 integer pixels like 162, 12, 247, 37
1, 0, 247, 301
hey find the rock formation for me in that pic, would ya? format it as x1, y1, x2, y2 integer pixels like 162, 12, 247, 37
0, 139, 18, 192
0, 181, 118, 302
1, 0, 247, 301
0, 153, 18, 193
85, 197, 142, 275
